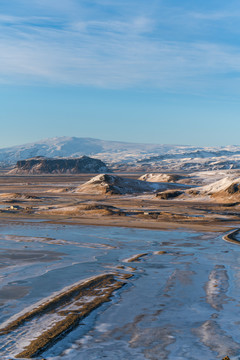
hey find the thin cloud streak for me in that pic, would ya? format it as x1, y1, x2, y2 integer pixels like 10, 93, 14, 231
0, 1, 240, 92
190, 11, 240, 20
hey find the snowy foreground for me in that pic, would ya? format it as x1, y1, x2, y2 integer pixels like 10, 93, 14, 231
0, 222, 240, 359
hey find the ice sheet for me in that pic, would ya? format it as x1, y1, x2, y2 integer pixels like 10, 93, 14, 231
0, 223, 240, 359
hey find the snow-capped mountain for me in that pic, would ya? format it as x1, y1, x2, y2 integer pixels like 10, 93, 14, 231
0, 137, 192, 166
1, 136, 240, 171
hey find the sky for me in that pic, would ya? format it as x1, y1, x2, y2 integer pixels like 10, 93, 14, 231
1, 0, 240, 147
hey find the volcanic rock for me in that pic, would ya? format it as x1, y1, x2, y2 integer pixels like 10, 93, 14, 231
9, 156, 109, 174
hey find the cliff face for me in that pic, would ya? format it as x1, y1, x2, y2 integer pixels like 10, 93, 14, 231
9, 156, 109, 174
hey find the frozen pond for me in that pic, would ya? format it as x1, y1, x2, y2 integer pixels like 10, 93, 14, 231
0, 221, 240, 359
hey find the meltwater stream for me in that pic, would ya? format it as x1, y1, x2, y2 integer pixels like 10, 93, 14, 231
0, 221, 240, 359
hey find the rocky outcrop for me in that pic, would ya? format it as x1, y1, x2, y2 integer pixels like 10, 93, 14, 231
156, 190, 184, 199
9, 156, 109, 174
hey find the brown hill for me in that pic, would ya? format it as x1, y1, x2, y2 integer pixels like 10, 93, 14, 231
75, 174, 182, 195
139, 173, 184, 183
186, 176, 240, 202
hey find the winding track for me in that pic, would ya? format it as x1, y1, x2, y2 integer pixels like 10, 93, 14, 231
223, 228, 240, 245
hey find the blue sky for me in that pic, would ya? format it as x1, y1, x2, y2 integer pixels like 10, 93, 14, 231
1, 0, 240, 147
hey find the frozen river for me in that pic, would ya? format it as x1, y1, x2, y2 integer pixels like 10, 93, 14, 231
0, 220, 240, 359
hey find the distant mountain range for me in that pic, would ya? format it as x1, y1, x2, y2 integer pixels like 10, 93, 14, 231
0, 137, 186, 165
1, 137, 240, 171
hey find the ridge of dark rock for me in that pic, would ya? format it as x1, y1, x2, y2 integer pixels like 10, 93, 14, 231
9, 156, 109, 174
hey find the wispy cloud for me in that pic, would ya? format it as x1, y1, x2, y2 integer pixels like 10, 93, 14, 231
190, 11, 240, 20
0, 0, 240, 92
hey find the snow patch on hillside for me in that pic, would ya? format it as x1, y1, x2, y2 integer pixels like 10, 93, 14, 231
139, 173, 183, 183
75, 174, 182, 195
196, 177, 240, 195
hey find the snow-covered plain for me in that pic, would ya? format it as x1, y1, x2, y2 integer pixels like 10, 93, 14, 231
1, 222, 240, 359
2, 136, 240, 171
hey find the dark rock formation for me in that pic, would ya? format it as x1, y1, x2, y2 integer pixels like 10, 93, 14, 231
156, 190, 183, 199
226, 183, 240, 194
9, 156, 109, 174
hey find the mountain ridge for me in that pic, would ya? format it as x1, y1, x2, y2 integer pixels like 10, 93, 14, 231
1, 136, 240, 171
